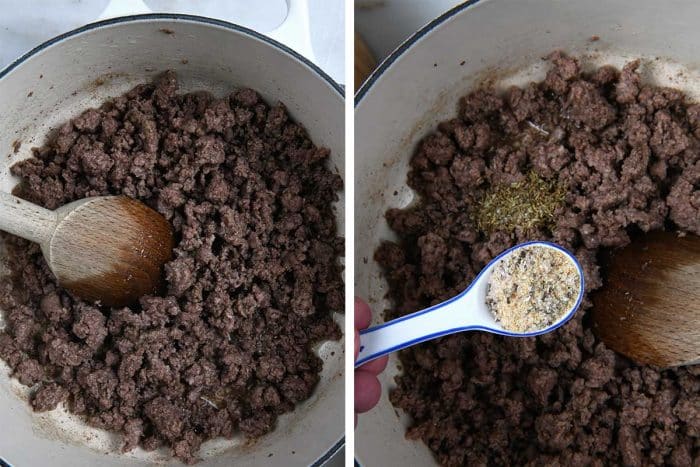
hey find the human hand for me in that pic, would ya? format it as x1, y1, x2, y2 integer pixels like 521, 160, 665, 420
354, 297, 388, 426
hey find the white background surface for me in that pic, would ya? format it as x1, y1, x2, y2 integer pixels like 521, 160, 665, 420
0, 0, 344, 84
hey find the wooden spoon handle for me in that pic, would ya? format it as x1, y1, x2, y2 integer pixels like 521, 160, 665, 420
0, 192, 56, 244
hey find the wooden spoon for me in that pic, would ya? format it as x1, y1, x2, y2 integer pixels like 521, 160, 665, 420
0, 192, 173, 307
592, 231, 700, 368
355, 33, 376, 92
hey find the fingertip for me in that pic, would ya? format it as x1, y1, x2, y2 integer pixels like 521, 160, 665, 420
359, 355, 389, 375
354, 296, 372, 329
354, 370, 381, 413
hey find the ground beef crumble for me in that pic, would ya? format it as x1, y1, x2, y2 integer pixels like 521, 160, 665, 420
0, 71, 343, 463
375, 52, 699, 466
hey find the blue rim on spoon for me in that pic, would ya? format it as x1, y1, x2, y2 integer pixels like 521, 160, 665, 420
0, 13, 343, 467
355, 241, 585, 368
361, 240, 585, 337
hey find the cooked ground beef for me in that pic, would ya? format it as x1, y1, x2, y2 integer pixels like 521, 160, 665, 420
0, 71, 343, 463
375, 52, 699, 466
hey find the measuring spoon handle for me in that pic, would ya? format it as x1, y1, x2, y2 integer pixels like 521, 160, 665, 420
356, 293, 478, 368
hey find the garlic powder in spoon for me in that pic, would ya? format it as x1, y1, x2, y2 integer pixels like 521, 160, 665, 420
486, 245, 580, 333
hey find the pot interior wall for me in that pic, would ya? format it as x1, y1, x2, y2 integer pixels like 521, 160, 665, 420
355, 0, 700, 465
0, 17, 344, 467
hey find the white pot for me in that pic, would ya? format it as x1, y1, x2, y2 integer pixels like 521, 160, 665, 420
0, 13, 344, 467
354, 0, 700, 465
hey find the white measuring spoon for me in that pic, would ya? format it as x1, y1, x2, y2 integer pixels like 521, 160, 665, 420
356, 241, 585, 367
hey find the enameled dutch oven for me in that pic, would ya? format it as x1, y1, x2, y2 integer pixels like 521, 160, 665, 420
0, 8, 344, 467
355, 0, 700, 464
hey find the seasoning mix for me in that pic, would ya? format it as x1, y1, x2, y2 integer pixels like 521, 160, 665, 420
486, 245, 580, 333
474, 171, 566, 234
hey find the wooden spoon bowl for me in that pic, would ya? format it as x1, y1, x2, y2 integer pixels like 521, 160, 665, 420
0, 193, 173, 307
591, 231, 700, 368
50, 196, 174, 306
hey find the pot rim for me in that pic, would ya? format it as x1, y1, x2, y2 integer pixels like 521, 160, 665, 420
354, 0, 482, 106
0, 13, 343, 98
0, 13, 343, 467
